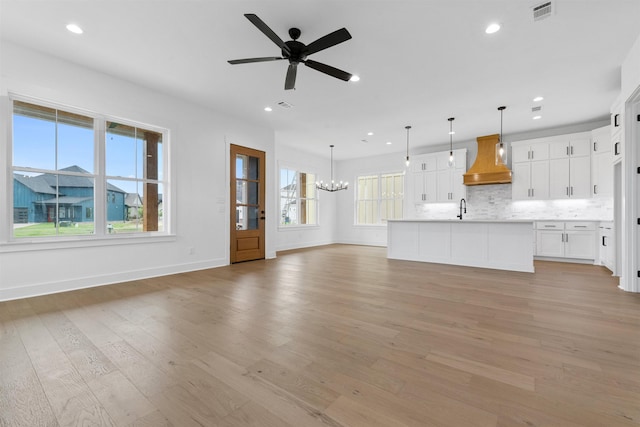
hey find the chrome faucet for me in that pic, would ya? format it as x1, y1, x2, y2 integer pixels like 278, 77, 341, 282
457, 198, 467, 220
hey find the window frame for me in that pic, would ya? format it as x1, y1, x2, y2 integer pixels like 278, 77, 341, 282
3, 94, 172, 249
354, 171, 405, 226
278, 165, 320, 228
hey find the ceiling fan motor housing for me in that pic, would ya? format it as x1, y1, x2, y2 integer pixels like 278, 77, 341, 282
283, 39, 307, 63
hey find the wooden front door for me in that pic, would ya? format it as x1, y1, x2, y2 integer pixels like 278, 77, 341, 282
230, 144, 266, 263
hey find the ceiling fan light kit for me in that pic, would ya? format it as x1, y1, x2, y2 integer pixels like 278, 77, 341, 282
228, 14, 354, 90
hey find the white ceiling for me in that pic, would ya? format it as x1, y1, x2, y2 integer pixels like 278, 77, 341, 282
2, 1, 639, 160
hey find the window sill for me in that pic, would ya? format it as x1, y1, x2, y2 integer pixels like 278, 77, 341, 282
353, 223, 388, 228
278, 225, 320, 231
0, 233, 177, 253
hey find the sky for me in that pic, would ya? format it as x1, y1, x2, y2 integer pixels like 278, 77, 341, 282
13, 114, 163, 195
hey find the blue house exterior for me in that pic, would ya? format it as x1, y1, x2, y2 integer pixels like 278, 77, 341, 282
13, 165, 126, 224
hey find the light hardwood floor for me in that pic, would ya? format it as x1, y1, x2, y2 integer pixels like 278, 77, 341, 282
1, 244, 639, 426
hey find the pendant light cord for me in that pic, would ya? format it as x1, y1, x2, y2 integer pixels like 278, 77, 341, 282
330, 144, 334, 183
498, 106, 506, 147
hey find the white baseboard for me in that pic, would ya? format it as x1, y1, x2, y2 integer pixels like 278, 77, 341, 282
0, 258, 227, 302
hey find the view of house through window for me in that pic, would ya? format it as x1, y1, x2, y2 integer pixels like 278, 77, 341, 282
356, 172, 404, 224
106, 122, 163, 233
11, 99, 166, 239
280, 168, 318, 226
12, 101, 95, 237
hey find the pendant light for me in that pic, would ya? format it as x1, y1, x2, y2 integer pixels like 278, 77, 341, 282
496, 106, 507, 165
448, 117, 455, 167
405, 125, 412, 167
316, 145, 348, 192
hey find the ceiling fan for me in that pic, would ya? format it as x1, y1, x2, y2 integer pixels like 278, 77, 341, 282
228, 14, 353, 90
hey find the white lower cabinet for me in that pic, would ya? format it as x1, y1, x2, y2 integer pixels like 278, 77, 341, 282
535, 221, 595, 260
598, 222, 615, 272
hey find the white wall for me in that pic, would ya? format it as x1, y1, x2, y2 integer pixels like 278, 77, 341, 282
335, 153, 408, 246
0, 42, 276, 301
275, 144, 336, 251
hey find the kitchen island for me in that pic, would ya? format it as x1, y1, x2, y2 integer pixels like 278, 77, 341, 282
387, 219, 535, 272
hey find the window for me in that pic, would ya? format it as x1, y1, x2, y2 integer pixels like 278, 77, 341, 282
12, 101, 95, 238
10, 98, 168, 240
279, 168, 318, 226
106, 122, 163, 233
356, 172, 404, 224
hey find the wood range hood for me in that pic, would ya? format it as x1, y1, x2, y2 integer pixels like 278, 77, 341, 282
463, 134, 512, 186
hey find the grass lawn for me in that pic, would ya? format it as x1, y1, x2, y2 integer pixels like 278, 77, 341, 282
13, 221, 149, 237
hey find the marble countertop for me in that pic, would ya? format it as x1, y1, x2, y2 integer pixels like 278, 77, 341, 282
388, 219, 535, 223
390, 218, 613, 223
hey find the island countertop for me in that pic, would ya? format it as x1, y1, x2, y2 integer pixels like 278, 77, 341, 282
387, 219, 534, 272
388, 219, 534, 223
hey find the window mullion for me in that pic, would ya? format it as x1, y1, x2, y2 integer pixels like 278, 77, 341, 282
94, 117, 107, 236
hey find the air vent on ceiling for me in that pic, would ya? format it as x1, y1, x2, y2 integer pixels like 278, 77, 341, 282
531, 105, 543, 112
277, 101, 293, 109
532, 1, 553, 21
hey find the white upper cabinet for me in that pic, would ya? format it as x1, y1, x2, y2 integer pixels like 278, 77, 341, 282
591, 125, 613, 198
511, 140, 550, 200
549, 135, 591, 159
512, 132, 592, 200
412, 149, 466, 203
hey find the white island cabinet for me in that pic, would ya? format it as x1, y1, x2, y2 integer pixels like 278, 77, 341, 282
387, 219, 535, 273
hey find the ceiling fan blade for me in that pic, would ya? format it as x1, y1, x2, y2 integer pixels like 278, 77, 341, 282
244, 14, 291, 55
305, 28, 352, 55
304, 59, 352, 82
285, 63, 297, 90
228, 57, 284, 65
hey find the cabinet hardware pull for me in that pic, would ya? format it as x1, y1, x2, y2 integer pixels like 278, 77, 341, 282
561, 233, 565, 242
544, 225, 555, 228
570, 146, 574, 155
602, 236, 606, 246
614, 142, 620, 155
594, 141, 597, 152
575, 225, 587, 228
570, 186, 573, 196
566, 187, 569, 196
531, 151, 534, 160
565, 233, 568, 242
594, 184, 597, 194
566, 146, 569, 156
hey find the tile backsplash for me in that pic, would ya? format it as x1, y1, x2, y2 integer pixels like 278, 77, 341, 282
413, 184, 613, 221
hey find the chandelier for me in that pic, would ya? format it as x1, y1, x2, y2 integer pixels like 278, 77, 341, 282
316, 144, 348, 192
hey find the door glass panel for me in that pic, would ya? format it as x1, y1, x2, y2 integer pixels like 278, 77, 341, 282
235, 206, 259, 230
236, 154, 259, 180
235, 181, 259, 205
236, 155, 247, 179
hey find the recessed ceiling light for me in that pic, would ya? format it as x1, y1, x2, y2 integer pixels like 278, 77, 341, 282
386, 141, 392, 145
485, 23, 501, 34
66, 23, 83, 34
367, 132, 374, 136
264, 106, 272, 112
533, 115, 542, 120
533, 96, 544, 102
350, 75, 360, 82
